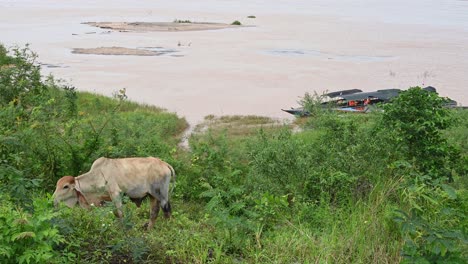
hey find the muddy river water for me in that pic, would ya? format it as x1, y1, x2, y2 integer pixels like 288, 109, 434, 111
1, 0, 467, 124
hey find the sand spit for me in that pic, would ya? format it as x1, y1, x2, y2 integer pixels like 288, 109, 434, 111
71, 46, 178, 56
83, 22, 241, 32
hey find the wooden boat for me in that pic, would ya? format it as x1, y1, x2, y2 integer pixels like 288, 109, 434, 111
282, 86, 461, 116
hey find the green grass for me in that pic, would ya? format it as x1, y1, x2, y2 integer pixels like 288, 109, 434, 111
75, 90, 189, 139
193, 114, 287, 137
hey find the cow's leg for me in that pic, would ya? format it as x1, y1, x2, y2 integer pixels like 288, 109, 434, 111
110, 191, 124, 218
162, 200, 172, 218
159, 182, 172, 219
148, 196, 160, 230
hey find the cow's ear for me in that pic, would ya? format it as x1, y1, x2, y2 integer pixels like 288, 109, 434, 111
74, 179, 82, 193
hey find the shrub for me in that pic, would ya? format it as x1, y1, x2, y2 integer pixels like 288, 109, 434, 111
248, 128, 309, 198
392, 172, 467, 263
382, 87, 459, 179
0, 195, 69, 264
383, 88, 467, 262
54, 201, 151, 263
0, 45, 46, 106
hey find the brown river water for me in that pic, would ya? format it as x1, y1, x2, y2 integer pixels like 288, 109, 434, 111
2, 0, 467, 125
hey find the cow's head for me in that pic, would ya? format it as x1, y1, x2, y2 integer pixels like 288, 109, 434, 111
53, 176, 79, 208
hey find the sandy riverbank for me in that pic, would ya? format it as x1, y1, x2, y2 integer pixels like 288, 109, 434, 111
1, 0, 467, 125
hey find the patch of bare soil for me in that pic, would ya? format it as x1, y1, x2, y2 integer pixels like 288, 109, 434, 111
83, 21, 241, 32
71, 46, 177, 56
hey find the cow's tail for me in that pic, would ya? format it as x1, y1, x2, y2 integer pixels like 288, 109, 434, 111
167, 163, 176, 195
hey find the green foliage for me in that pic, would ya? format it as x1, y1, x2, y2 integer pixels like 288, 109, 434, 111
248, 128, 310, 197
382, 87, 459, 179
393, 176, 467, 263
297, 91, 325, 117
231, 20, 242, 25
54, 202, 151, 263
0, 45, 46, 106
0, 195, 68, 264
0, 45, 16, 65
382, 88, 467, 262
185, 131, 253, 252
0, 160, 42, 204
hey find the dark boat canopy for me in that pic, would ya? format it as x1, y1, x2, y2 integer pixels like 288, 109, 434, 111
422, 86, 437, 93
338, 87, 439, 101
340, 89, 401, 101
325, 89, 363, 98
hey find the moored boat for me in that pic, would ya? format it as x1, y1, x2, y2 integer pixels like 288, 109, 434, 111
283, 86, 461, 116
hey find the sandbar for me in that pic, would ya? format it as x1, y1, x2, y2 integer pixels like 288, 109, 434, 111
72, 47, 176, 56
83, 22, 241, 32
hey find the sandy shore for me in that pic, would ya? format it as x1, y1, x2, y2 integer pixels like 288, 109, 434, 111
1, 0, 467, 125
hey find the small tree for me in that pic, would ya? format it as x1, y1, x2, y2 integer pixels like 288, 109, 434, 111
382, 87, 458, 179
0, 45, 46, 106
383, 87, 466, 263
298, 91, 326, 117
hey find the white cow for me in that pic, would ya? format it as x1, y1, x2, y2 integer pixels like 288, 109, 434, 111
53, 157, 175, 229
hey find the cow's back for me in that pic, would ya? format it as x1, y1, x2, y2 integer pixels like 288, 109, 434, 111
99, 157, 171, 197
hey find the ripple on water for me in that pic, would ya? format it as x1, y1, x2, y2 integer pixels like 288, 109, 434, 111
265, 49, 397, 62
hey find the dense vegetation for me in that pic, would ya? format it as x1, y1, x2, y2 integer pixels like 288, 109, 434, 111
0, 45, 466, 263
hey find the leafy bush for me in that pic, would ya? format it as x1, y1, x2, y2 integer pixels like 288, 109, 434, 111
382, 87, 459, 179
0, 45, 46, 106
392, 172, 467, 263
54, 202, 151, 263
382, 88, 467, 262
0, 195, 68, 264
248, 128, 310, 198
297, 91, 326, 117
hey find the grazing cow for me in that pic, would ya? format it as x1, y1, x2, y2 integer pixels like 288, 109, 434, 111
53, 157, 175, 229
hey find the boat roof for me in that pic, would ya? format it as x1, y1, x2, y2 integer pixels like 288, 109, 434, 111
325, 89, 363, 98
341, 89, 401, 101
